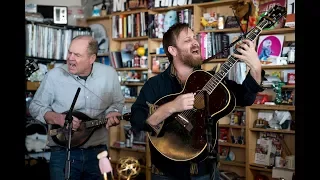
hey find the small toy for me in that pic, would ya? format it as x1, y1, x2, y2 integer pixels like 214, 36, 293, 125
230, 0, 258, 32
200, 12, 218, 29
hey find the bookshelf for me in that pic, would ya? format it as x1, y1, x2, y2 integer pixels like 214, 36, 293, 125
25, 21, 93, 164
77, 0, 295, 179
245, 105, 295, 179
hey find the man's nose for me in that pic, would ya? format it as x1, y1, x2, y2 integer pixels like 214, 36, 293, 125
193, 41, 199, 47
68, 53, 76, 60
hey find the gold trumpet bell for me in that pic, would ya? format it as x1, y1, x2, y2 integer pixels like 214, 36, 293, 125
116, 157, 141, 180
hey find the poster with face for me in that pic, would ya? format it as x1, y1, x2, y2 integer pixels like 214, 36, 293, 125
257, 34, 284, 65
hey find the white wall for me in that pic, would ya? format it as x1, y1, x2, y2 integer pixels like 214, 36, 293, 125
25, 0, 81, 6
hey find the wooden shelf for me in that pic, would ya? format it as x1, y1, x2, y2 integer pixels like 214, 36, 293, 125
219, 124, 246, 129
260, 28, 295, 35
199, 27, 241, 33
112, 9, 148, 15
261, 64, 295, 69
249, 163, 273, 172
149, 38, 163, 41
115, 67, 148, 71
109, 146, 146, 153
219, 142, 246, 148
197, 0, 238, 8
249, 128, 295, 134
282, 85, 295, 89
149, 4, 194, 13
248, 104, 295, 111
112, 36, 148, 41
220, 160, 246, 167
84, 15, 111, 21
26, 81, 40, 91
150, 54, 167, 57
97, 53, 109, 56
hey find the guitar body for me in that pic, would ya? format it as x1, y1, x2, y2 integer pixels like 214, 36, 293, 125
147, 70, 235, 162
51, 111, 99, 148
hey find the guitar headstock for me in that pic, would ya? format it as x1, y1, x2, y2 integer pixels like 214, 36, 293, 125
25, 59, 39, 79
259, 5, 287, 29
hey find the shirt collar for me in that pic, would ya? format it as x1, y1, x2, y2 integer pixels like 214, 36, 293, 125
169, 63, 200, 86
62, 63, 95, 80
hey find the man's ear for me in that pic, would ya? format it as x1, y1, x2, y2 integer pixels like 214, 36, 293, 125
168, 46, 177, 57
90, 54, 97, 64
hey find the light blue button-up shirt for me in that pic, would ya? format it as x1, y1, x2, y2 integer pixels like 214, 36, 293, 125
29, 62, 125, 148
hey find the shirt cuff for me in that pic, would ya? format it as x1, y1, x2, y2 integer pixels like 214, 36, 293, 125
37, 107, 52, 124
147, 121, 164, 136
245, 70, 265, 93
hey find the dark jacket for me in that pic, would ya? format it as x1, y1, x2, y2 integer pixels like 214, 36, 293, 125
130, 64, 264, 179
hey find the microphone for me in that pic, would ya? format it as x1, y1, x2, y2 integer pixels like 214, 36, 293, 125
64, 87, 81, 127
97, 151, 113, 180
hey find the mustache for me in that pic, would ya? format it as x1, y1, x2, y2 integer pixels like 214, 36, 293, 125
191, 45, 199, 49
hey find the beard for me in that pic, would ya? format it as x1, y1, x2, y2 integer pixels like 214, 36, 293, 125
177, 48, 203, 68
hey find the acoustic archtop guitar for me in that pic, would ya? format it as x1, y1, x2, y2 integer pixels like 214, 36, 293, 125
147, 5, 287, 162
49, 111, 131, 148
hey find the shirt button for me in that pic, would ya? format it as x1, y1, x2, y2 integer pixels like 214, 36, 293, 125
87, 96, 89, 98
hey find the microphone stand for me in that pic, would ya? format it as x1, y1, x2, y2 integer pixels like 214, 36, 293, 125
203, 90, 213, 155
64, 87, 81, 180
204, 91, 219, 180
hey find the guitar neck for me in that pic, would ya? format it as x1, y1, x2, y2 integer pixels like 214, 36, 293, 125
84, 115, 124, 128
202, 19, 270, 95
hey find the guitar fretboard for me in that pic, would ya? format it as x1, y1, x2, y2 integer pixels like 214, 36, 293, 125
84, 116, 124, 128
85, 119, 107, 128
203, 19, 269, 94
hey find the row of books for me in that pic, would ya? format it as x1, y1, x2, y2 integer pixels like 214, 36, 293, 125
26, 23, 92, 60
112, 12, 148, 39
111, 8, 194, 40
148, 9, 194, 39
197, 32, 242, 60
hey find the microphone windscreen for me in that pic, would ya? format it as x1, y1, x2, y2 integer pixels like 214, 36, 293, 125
99, 158, 113, 174
97, 151, 113, 174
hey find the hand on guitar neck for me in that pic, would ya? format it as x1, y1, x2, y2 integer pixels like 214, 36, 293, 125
233, 39, 262, 84
45, 110, 122, 130
105, 111, 122, 129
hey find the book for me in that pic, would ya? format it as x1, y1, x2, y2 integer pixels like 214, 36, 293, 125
257, 34, 284, 65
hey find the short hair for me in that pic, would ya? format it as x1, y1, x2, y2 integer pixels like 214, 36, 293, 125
162, 23, 190, 62
72, 35, 98, 56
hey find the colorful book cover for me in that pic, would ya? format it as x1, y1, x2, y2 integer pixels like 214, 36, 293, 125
257, 34, 284, 65
257, 0, 287, 30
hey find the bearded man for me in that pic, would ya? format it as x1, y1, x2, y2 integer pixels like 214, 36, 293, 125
129, 23, 265, 180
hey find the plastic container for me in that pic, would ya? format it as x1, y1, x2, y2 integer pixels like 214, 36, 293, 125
67, 6, 85, 26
